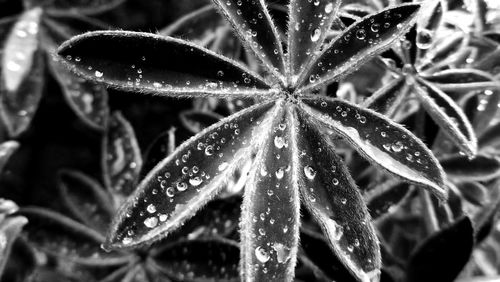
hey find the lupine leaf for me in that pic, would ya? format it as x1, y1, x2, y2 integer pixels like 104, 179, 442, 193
159, 5, 225, 44
1, 8, 45, 137
362, 76, 407, 116
456, 182, 487, 206
299, 4, 420, 91
0, 216, 28, 279
414, 79, 477, 157
24, 0, 126, 15
48, 55, 109, 131
365, 180, 410, 219
419, 32, 468, 70
180, 110, 223, 134
473, 90, 500, 136
287, 0, 340, 78
240, 107, 300, 281
212, 0, 285, 81
18, 207, 130, 266
295, 110, 381, 282
423, 69, 497, 92
406, 217, 473, 282
152, 238, 240, 282
440, 155, 500, 182
0, 141, 19, 173
301, 96, 446, 200
103, 112, 143, 197
478, 121, 500, 149
57, 170, 115, 234
104, 101, 277, 249
57, 31, 273, 98
414, 0, 443, 62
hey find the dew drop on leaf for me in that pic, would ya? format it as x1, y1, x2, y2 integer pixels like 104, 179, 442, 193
311, 28, 321, 42
416, 28, 433, 50
255, 246, 270, 263
304, 166, 317, 180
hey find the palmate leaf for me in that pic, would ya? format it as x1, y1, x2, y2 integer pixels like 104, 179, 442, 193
287, 0, 341, 78
295, 110, 380, 282
57, 31, 273, 98
18, 207, 130, 266
240, 107, 299, 281
414, 78, 477, 157
212, 0, 285, 81
151, 238, 240, 281
103, 112, 143, 197
0, 8, 45, 136
299, 4, 420, 91
301, 96, 446, 200
104, 101, 277, 250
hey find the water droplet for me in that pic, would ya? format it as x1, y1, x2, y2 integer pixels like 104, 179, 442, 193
147, 204, 156, 213
325, 3, 334, 13
94, 70, 103, 78
189, 177, 203, 186
144, 217, 158, 228
391, 141, 403, 152
255, 246, 270, 263
205, 145, 214, 156
272, 243, 291, 263
332, 178, 339, 185
166, 187, 175, 197
370, 23, 380, 32
176, 182, 188, 191
416, 28, 433, 50
355, 29, 366, 40
304, 166, 316, 180
275, 167, 285, 179
274, 136, 286, 149
311, 28, 321, 42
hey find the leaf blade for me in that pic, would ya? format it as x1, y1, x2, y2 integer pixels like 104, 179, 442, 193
105, 101, 277, 249
57, 31, 273, 98
301, 96, 446, 200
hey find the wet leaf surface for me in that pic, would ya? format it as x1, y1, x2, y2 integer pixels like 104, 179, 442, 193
300, 4, 420, 90
57, 31, 272, 98
241, 107, 299, 281
296, 110, 381, 281
302, 96, 446, 200
441, 155, 500, 182
105, 101, 276, 249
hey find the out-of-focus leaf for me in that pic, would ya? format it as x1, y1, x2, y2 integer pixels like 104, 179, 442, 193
160, 5, 225, 44
299, 231, 357, 282
363, 77, 407, 116
57, 170, 114, 234
441, 155, 500, 182
0, 141, 19, 174
473, 90, 500, 135
18, 207, 130, 266
424, 69, 498, 92
1, 238, 36, 282
0, 216, 28, 279
152, 238, 239, 282
49, 57, 109, 131
25, 0, 126, 15
478, 121, 500, 150
240, 107, 299, 281
406, 217, 473, 282
415, 79, 477, 157
302, 97, 447, 200
456, 182, 487, 206
287, 0, 340, 77
103, 112, 142, 197
104, 101, 277, 249
1, 8, 44, 137
300, 4, 420, 91
212, 0, 285, 80
296, 110, 381, 282
57, 31, 272, 98
178, 196, 241, 239
366, 180, 410, 219
179, 110, 223, 134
